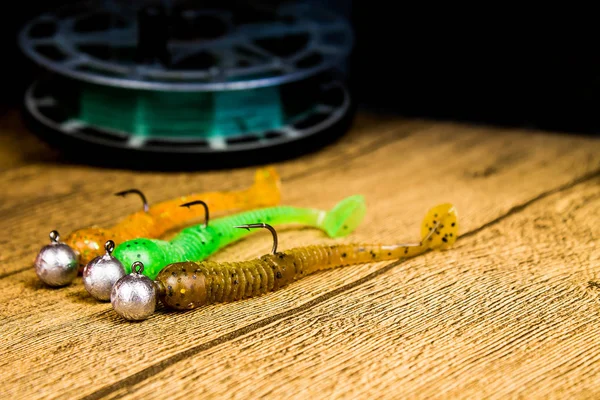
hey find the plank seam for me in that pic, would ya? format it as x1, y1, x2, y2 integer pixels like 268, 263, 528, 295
80, 168, 600, 400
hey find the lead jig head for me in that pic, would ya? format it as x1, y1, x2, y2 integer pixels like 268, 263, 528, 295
110, 261, 157, 321
34, 230, 78, 287
83, 240, 126, 301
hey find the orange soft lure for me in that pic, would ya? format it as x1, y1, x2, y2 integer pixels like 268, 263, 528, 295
65, 167, 281, 271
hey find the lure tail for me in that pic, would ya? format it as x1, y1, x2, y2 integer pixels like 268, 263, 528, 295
247, 166, 282, 208
286, 203, 459, 274
209, 194, 368, 243
141, 166, 282, 228
320, 195, 367, 237
419, 203, 458, 250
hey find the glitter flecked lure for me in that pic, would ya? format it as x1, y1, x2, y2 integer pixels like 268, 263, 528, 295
112, 194, 367, 280
34, 167, 281, 287
110, 203, 458, 321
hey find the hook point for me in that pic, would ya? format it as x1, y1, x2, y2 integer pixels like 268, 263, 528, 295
115, 189, 149, 213
180, 200, 209, 227
234, 223, 278, 254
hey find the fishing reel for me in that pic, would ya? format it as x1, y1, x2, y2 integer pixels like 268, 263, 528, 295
19, 0, 355, 169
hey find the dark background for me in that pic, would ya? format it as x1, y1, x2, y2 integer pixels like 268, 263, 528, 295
1, 1, 598, 136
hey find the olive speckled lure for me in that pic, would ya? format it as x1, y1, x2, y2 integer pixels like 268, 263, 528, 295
110, 203, 458, 321
113, 195, 367, 280
64, 167, 281, 272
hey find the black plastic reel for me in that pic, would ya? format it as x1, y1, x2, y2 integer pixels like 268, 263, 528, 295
18, 0, 353, 92
21, 73, 356, 171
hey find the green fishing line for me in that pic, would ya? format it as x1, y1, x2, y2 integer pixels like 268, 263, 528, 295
78, 81, 285, 138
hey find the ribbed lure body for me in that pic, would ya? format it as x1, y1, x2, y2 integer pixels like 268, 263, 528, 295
65, 167, 281, 271
156, 203, 459, 310
114, 195, 367, 279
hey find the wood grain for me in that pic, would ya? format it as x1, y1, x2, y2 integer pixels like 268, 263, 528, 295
108, 178, 600, 400
0, 110, 599, 399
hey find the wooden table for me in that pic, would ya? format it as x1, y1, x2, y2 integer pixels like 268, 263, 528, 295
1, 108, 599, 399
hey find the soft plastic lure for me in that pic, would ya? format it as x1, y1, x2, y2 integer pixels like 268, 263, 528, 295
112, 195, 367, 279
109, 203, 458, 321
64, 167, 281, 272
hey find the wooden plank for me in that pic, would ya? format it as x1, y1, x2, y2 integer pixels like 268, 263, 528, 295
0, 111, 400, 218
0, 111, 411, 204
0, 109, 60, 170
1, 119, 599, 398
106, 177, 600, 400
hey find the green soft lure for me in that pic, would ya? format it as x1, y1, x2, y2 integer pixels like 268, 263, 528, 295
113, 195, 367, 279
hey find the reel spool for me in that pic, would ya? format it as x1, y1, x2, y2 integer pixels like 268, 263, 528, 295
18, 0, 355, 169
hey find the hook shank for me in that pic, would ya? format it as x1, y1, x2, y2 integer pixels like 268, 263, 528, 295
234, 223, 278, 255
115, 189, 149, 213
180, 200, 209, 227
